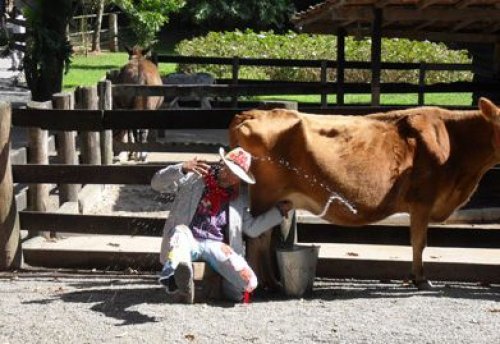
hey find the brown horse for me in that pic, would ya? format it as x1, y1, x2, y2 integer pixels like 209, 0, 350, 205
112, 45, 164, 160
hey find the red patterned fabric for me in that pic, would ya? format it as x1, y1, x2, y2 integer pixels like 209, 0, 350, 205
202, 171, 236, 216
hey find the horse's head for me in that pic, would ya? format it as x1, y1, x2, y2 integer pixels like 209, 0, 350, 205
124, 45, 151, 61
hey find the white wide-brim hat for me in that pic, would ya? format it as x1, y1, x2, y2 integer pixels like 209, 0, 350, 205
219, 147, 256, 184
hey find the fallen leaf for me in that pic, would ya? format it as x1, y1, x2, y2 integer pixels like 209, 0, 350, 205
488, 308, 500, 313
346, 252, 358, 257
184, 334, 195, 341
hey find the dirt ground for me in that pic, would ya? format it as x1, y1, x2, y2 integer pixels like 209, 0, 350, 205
0, 272, 499, 344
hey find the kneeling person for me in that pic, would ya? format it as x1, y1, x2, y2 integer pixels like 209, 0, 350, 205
152, 147, 292, 303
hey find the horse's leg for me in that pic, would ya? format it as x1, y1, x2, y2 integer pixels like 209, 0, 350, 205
127, 129, 136, 160
409, 204, 433, 290
134, 128, 148, 161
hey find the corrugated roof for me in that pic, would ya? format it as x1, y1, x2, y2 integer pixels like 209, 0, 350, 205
292, 0, 500, 43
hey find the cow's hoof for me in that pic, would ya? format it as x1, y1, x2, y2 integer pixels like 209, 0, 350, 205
415, 279, 434, 290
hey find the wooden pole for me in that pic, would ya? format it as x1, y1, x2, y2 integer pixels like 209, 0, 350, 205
98, 80, 113, 165
371, 8, 382, 106
337, 28, 346, 106
418, 63, 426, 106
231, 56, 240, 108
52, 92, 79, 203
27, 100, 51, 239
75, 86, 101, 165
320, 60, 328, 108
108, 13, 118, 53
0, 102, 22, 270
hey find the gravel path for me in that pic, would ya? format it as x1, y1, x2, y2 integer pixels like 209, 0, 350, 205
1, 273, 498, 344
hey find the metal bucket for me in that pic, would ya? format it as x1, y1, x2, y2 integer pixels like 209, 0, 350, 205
276, 244, 320, 298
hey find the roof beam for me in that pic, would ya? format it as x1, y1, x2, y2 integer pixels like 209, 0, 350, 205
329, 7, 500, 22
332, 0, 349, 8
415, 20, 437, 31
455, 0, 475, 9
417, 0, 442, 10
381, 29, 500, 44
376, 0, 394, 8
488, 22, 500, 33
452, 19, 476, 32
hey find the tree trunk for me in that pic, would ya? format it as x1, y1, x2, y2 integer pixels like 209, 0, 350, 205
91, 0, 105, 52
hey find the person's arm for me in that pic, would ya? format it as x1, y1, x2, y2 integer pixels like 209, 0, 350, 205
150, 163, 185, 194
242, 201, 294, 238
151, 158, 210, 193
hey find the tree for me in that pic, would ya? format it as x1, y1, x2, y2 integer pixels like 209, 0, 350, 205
182, 0, 295, 32
91, 0, 106, 52
113, 0, 185, 47
24, 0, 76, 101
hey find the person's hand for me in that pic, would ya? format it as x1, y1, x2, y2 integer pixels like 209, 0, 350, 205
181, 157, 210, 176
276, 200, 294, 218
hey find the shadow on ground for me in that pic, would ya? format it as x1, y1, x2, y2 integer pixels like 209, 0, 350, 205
22, 278, 500, 326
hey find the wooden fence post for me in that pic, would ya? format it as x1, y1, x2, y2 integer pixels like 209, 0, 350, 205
320, 60, 328, 108
98, 80, 113, 165
337, 28, 346, 106
52, 92, 80, 203
370, 8, 382, 106
27, 100, 51, 239
108, 13, 118, 52
0, 102, 22, 270
418, 63, 426, 106
75, 86, 101, 165
231, 56, 240, 108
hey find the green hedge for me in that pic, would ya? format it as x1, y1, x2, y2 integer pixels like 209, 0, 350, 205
175, 30, 473, 84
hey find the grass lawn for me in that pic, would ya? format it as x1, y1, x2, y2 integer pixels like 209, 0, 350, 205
256, 93, 472, 106
63, 52, 177, 90
63, 52, 472, 106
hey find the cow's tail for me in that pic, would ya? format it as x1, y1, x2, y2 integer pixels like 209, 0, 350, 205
228, 111, 257, 148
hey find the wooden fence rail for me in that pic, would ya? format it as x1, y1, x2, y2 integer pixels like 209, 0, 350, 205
2, 101, 500, 276
12, 106, 477, 131
155, 54, 478, 107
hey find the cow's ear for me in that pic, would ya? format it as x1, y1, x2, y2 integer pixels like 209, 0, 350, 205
142, 47, 151, 56
479, 97, 500, 122
407, 113, 450, 165
124, 45, 132, 55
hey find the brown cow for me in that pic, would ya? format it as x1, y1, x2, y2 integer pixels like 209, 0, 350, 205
229, 98, 500, 290
113, 45, 164, 160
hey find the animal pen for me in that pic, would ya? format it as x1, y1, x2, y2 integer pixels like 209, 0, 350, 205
1, 55, 500, 285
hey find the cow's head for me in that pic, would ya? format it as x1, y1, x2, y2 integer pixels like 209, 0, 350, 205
124, 45, 150, 60
229, 109, 303, 213
479, 97, 500, 151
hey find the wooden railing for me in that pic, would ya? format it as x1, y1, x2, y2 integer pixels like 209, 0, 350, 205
153, 54, 481, 107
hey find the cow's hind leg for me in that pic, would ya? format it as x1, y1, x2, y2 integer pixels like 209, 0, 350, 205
409, 204, 433, 290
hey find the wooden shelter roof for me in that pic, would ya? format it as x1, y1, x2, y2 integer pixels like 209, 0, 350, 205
291, 0, 500, 43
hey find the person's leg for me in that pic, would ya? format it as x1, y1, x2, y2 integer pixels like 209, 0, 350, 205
200, 240, 258, 302
158, 225, 200, 303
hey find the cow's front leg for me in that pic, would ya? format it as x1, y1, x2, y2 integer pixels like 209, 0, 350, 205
409, 204, 433, 290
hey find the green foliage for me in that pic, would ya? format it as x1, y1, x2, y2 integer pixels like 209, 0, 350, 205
113, 0, 185, 46
182, 0, 295, 31
176, 30, 472, 84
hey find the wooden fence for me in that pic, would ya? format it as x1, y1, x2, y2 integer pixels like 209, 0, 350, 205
153, 54, 489, 108
68, 12, 120, 52
1, 97, 500, 280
